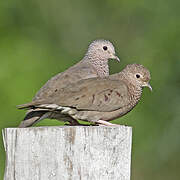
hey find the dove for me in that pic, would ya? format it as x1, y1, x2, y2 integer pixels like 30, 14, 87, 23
18, 39, 120, 127
18, 64, 152, 126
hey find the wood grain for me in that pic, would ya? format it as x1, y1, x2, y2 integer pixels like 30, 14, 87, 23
3, 126, 132, 180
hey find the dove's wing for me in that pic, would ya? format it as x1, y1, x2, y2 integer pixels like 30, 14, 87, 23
34, 61, 98, 100
55, 78, 130, 112
17, 78, 130, 112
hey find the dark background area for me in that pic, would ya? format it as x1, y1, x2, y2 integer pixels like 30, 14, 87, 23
0, 0, 180, 179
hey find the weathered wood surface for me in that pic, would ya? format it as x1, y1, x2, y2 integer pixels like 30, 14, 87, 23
3, 126, 132, 180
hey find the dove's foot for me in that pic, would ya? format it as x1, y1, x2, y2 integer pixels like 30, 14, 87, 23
68, 119, 81, 126
96, 120, 119, 126
65, 120, 98, 126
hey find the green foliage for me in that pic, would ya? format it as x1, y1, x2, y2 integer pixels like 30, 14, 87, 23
0, 0, 180, 179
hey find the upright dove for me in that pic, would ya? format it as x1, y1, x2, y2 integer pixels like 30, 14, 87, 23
18, 64, 152, 126
19, 39, 120, 127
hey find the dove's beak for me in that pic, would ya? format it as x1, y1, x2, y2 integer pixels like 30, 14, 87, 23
110, 53, 120, 62
143, 82, 152, 91
114, 55, 120, 62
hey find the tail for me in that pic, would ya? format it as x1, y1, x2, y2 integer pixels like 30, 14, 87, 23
17, 100, 43, 110
17, 103, 36, 110
18, 110, 47, 128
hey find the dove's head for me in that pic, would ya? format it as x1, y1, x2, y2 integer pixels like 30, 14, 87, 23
86, 39, 120, 62
123, 64, 152, 91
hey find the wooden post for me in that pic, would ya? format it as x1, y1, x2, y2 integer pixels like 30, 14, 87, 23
3, 126, 132, 180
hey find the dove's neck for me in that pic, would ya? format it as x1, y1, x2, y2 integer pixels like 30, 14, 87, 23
91, 59, 109, 77
83, 55, 109, 77
127, 82, 142, 109
113, 72, 142, 106
128, 83, 142, 107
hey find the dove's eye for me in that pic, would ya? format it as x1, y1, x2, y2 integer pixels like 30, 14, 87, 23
136, 74, 141, 78
103, 46, 108, 51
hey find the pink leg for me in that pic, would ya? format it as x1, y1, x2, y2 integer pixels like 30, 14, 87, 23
96, 120, 119, 126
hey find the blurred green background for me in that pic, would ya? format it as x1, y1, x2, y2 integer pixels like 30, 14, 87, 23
0, 0, 180, 179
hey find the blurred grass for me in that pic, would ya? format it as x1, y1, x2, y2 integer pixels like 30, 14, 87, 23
0, 0, 180, 179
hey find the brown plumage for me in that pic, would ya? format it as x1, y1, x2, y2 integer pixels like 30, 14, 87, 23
18, 64, 152, 126
18, 39, 120, 127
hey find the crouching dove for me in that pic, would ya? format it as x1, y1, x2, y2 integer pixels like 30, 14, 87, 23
18, 64, 152, 126
18, 39, 120, 127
